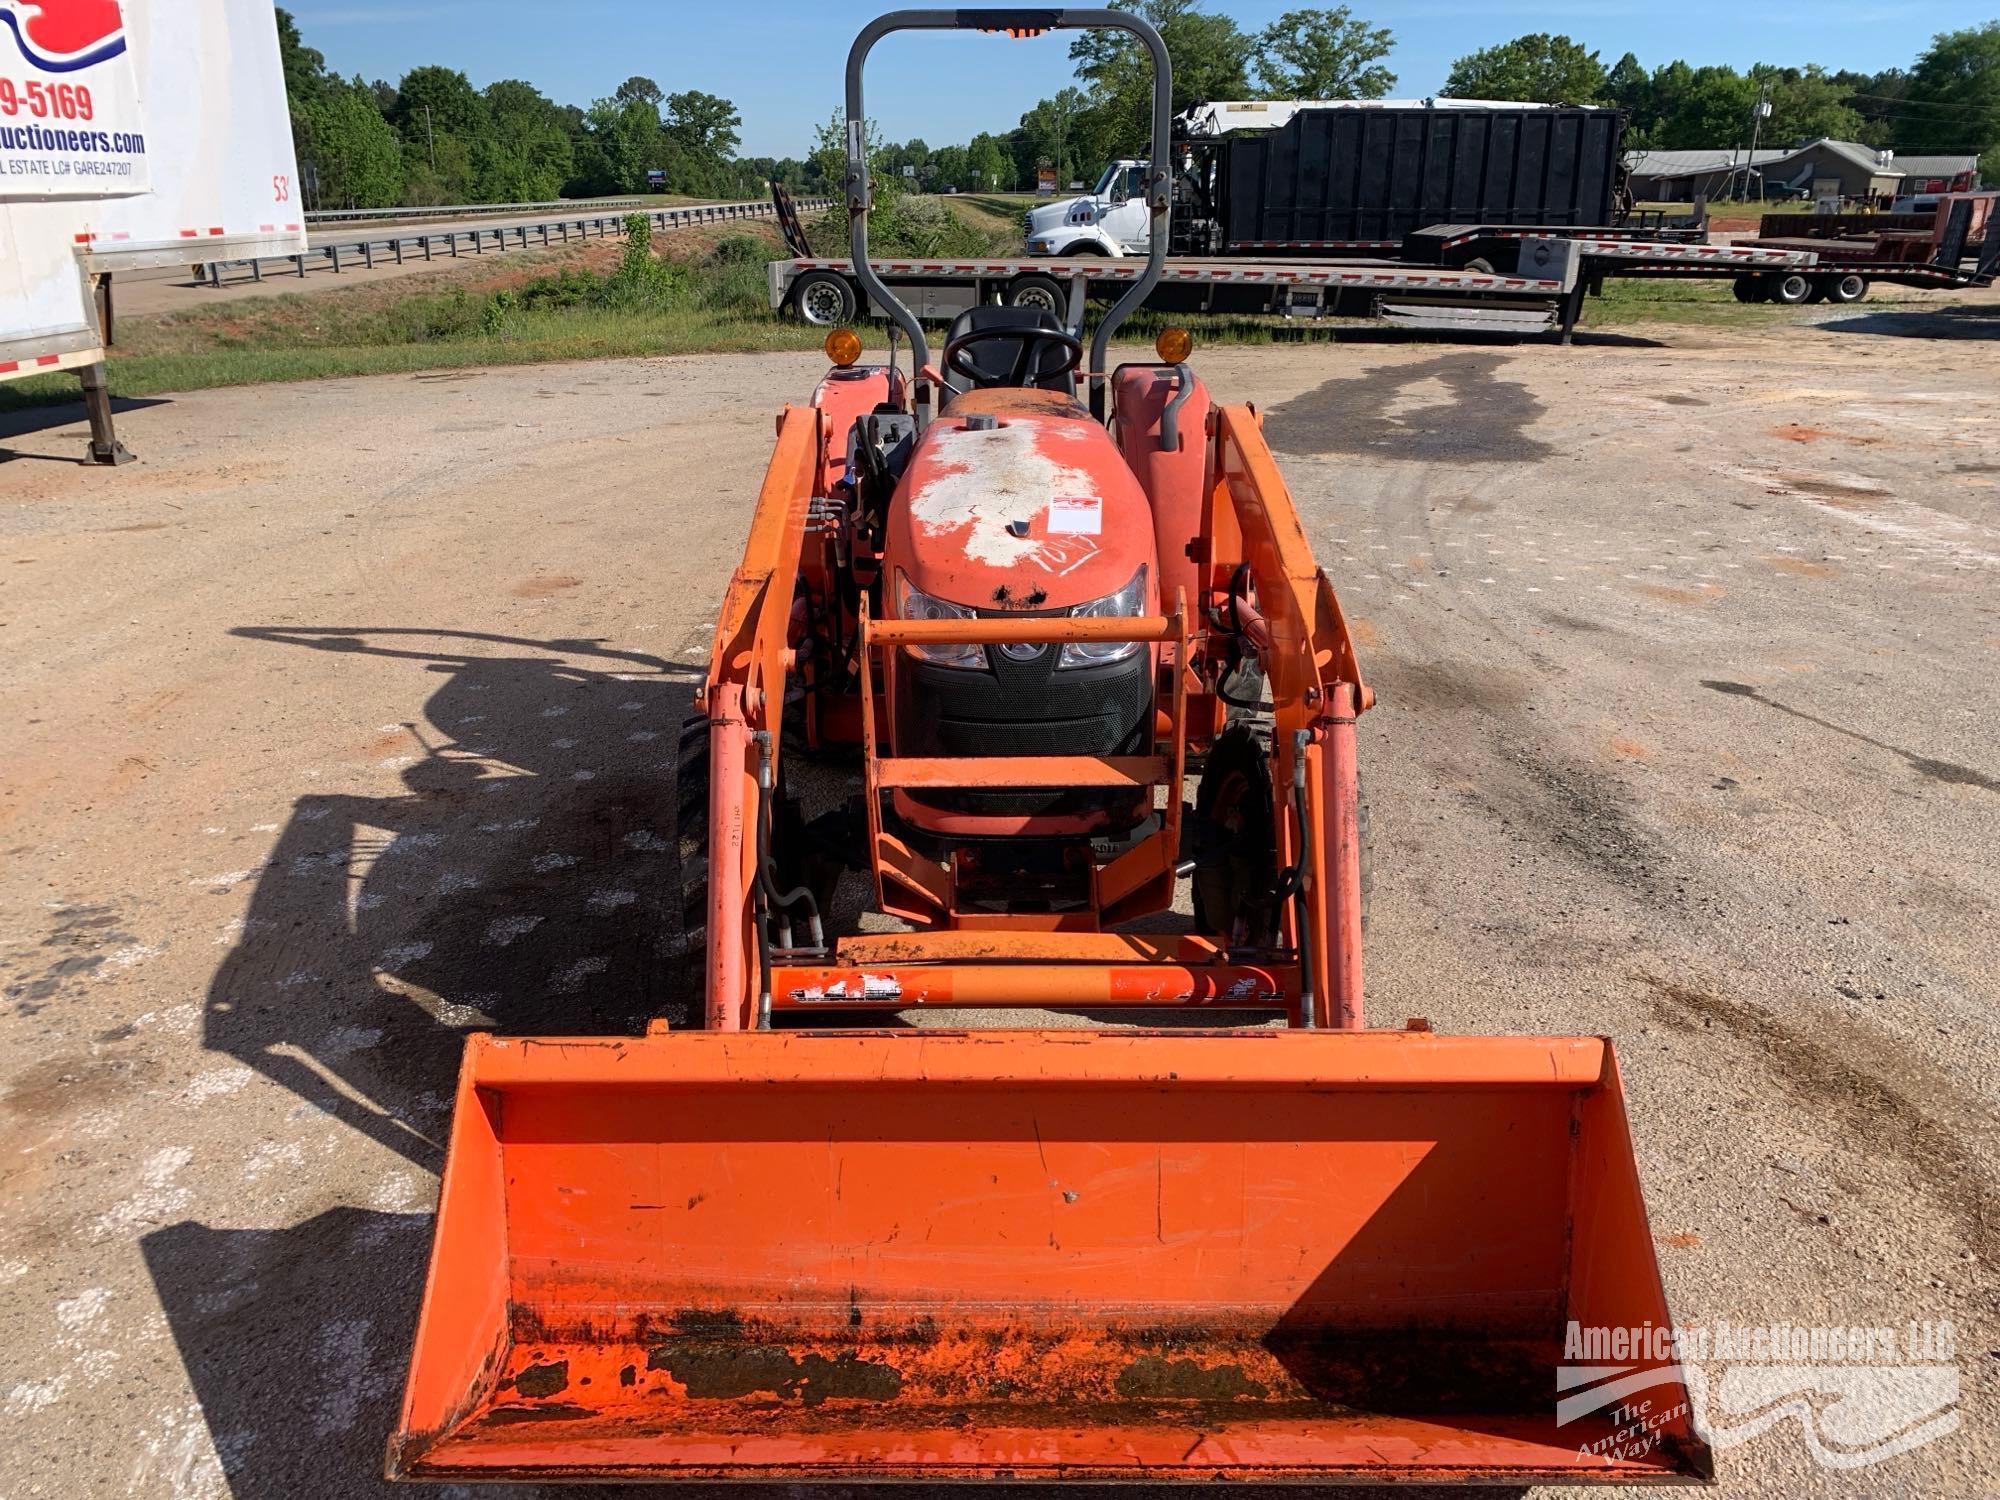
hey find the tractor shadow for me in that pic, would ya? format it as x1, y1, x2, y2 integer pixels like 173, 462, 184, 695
202, 627, 701, 1174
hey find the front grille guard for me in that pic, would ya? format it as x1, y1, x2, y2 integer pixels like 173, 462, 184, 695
858, 593, 1189, 929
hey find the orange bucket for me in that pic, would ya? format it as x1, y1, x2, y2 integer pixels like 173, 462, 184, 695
389, 1029, 1710, 1484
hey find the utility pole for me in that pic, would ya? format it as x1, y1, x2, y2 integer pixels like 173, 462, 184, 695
1745, 77, 1771, 202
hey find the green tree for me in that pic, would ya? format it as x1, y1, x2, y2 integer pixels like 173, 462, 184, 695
1899, 22, 2000, 156
966, 132, 1014, 190
1446, 33, 1607, 104
1759, 65, 1866, 145
1254, 7, 1395, 100
1654, 65, 1754, 149
573, 94, 662, 195
1070, 0, 1253, 154
614, 76, 664, 107
295, 77, 402, 207
479, 79, 574, 201
1606, 53, 1649, 114
930, 143, 970, 188
274, 7, 329, 107
1014, 87, 1097, 189
390, 65, 488, 199
663, 90, 743, 194
1832, 67, 1909, 148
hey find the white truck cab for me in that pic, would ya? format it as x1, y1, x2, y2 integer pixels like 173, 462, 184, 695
1025, 160, 1152, 257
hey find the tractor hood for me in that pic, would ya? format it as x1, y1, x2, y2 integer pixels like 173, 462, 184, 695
886, 395, 1160, 613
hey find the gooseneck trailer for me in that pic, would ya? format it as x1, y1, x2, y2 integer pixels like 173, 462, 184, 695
769, 234, 1821, 340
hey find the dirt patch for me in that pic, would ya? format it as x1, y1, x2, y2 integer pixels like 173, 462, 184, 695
1263, 354, 1551, 465
1770, 423, 1880, 446
1774, 471, 1886, 507
1635, 583, 1725, 606
1766, 556, 1838, 579
513, 574, 584, 599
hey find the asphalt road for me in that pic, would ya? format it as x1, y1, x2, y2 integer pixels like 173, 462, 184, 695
0, 322, 1993, 1498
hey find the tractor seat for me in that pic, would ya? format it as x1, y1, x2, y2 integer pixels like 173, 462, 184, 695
942, 306, 1078, 394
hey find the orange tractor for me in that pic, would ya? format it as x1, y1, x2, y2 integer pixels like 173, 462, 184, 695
390, 9, 1709, 1485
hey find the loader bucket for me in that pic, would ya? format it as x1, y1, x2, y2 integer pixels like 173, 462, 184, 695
390, 1030, 1711, 1484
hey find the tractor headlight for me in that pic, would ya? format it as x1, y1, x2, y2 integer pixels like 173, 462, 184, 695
1059, 566, 1147, 668
895, 575, 984, 669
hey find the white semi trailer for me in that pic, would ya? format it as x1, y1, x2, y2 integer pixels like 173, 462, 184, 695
0, 0, 305, 462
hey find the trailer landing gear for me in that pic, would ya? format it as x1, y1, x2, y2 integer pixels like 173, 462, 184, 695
79, 361, 134, 467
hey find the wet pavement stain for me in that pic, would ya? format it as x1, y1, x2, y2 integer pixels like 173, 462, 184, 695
1263, 354, 1551, 464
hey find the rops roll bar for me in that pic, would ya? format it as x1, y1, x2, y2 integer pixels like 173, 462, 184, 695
844, 9, 1173, 421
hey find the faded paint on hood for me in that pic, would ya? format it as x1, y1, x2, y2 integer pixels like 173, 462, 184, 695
889, 413, 1157, 611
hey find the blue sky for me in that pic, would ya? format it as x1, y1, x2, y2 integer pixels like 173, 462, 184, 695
287, 1, 1985, 157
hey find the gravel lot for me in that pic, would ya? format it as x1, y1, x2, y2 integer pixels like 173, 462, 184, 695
0, 321, 1993, 1498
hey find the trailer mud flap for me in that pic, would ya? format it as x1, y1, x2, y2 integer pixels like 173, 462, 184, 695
389, 1029, 1711, 1484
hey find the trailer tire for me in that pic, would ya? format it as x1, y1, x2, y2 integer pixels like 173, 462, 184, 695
1825, 272, 1870, 304
1006, 273, 1068, 315
1765, 271, 1813, 305
792, 270, 857, 325
1732, 275, 1768, 303
671, 714, 713, 1026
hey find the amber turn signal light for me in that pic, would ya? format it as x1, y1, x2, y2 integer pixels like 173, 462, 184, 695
825, 328, 863, 367
1155, 325, 1193, 364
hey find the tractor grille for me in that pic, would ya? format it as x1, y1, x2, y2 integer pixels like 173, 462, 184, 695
897, 643, 1152, 819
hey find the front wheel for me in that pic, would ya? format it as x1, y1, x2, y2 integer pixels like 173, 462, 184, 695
791, 270, 857, 325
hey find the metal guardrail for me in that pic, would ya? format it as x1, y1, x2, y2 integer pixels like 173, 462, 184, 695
302, 198, 643, 225
203, 198, 834, 289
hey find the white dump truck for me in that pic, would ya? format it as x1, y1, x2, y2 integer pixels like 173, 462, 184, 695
0, 0, 305, 462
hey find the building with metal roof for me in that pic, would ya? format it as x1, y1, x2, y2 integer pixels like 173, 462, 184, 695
1627, 139, 1980, 204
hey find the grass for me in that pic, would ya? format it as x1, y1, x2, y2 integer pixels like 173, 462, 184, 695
0, 221, 827, 408
0, 207, 1948, 410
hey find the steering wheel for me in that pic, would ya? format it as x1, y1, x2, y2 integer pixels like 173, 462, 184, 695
943, 325, 1084, 390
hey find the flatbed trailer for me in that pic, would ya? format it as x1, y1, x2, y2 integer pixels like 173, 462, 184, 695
770, 233, 1818, 340
1715, 193, 2000, 305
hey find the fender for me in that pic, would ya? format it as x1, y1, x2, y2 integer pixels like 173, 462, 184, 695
1031, 226, 1125, 258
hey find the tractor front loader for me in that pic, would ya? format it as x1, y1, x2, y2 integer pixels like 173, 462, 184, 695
389, 9, 1710, 1486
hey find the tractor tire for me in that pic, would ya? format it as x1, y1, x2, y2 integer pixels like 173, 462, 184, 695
1825, 272, 1870, 304
1190, 723, 1279, 948
1732, 275, 1768, 303
671, 714, 712, 1026
1765, 271, 1813, 306
1463, 257, 1497, 275
1057, 242, 1104, 258
1006, 273, 1068, 316
792, 270, 857, 326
